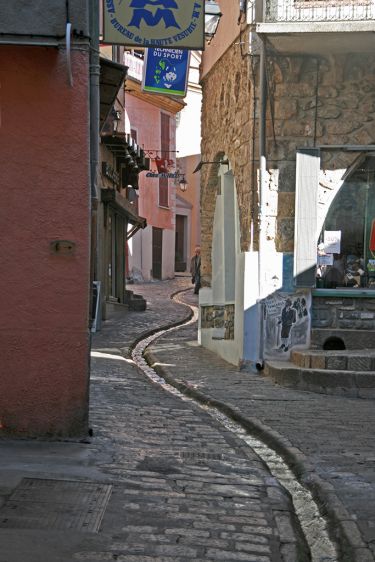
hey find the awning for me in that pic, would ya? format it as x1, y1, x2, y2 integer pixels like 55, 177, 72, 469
100, 57, 128, 131
101, 188, 146, 239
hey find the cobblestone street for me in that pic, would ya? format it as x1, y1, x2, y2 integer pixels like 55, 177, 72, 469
0, 278, 374, 561
0, 278, 307, 562
144, 280, 375, 562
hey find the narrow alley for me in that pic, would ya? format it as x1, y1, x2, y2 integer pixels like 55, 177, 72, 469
0, 279, 315, 562
2, 3, 375, 562
3, 278, 374, 561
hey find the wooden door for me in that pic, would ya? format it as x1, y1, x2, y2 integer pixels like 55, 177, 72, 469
175, 214, 186, 271
152, 227, 163, 280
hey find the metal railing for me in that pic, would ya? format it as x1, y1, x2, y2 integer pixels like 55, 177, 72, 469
264, 0, 374, 22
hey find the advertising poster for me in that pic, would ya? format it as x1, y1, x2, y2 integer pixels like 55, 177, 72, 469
324, 230, 341, 254
263, 292, 311, 360
103, 0, 204, 50
142, 48, 190, 96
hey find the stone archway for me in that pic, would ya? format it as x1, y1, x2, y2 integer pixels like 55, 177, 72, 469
200, 151, 226, 288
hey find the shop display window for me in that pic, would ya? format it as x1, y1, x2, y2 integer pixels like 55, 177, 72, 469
316, 157, 375, 289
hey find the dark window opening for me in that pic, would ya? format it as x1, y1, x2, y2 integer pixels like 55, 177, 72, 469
159, 113, 170, 208
323, 337, 346, 351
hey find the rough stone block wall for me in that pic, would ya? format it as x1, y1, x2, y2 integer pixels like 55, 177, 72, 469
312, 296, 375, 331
201, 304, 235, 340
267, 53, 375, 252
201, 44, 375, 284
201, 33, 254, 285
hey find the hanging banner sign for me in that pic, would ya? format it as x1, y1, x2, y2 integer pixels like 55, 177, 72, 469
103, 0, 204, 50
145, 172, 179, 178
154, 156, 175, 172
142, 48, 190, 96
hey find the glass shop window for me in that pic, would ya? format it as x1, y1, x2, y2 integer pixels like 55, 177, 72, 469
317, 157, 375, 289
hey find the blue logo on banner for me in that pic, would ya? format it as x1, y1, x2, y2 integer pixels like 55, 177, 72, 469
143, 48, 189, 96
104, 0, 204, 49
128, 0, 181, 29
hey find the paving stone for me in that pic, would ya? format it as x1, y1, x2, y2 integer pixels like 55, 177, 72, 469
205, 549, 271, 561
144, 279, 375, 561
0, 279, 325, 561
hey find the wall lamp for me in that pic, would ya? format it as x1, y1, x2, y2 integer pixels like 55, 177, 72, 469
205, 0, 223, 43
193, 158, 229, 173
178, 174, 188, 192
112, 108, 122, 132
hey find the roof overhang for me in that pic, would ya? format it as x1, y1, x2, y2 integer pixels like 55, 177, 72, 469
256, 21, 375, 55
101, 188, 146, 237
125, 76, 186, 115
100, 57, 128, 131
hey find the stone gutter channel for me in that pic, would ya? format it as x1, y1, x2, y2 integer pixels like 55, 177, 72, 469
128, 288, 351, 562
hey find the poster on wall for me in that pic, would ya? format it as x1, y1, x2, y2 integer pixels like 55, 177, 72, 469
263, 292, 311, 360
324, 230, 341, 254
103, 0, 205, 49
142, 48, 190, 96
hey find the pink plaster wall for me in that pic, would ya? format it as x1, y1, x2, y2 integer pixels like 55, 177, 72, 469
125, 94, 175, 230
0, 47, 91, 437
178, 154, 201, 257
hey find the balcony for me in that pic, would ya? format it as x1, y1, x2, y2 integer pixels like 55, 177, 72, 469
255, 0, 375, 53
264, 0, 374, 22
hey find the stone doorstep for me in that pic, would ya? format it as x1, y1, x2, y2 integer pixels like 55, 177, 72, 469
263, 360, 375, 398
124, 289, 147, 311
127, 294, 147, 311
291, 349, 375, 372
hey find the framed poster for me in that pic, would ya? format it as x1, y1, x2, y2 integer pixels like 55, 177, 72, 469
324, 231, 341, 254
263, 292, 311, 360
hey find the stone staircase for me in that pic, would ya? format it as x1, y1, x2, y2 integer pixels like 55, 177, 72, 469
263, 348, 375, 399
124, 289, 147, 311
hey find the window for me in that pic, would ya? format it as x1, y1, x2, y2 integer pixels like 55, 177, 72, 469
159, 113, 170, 208
130, 128, 137, 142
294, 150, 375, 290
317, 156, 375, 289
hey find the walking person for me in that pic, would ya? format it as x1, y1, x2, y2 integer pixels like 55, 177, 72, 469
190, 246, 201, 295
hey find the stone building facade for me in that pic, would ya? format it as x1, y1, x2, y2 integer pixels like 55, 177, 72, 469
199, 1, 375, 367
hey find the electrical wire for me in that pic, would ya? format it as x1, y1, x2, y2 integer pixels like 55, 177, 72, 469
313, 58, 320, 147
265, 53, 277, 147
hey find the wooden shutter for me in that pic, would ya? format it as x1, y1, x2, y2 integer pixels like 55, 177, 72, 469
159, 113, 170, 207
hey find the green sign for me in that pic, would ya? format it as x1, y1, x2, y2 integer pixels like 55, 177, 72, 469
103, 0, 204, 50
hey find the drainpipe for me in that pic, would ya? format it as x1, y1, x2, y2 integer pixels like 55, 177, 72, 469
89, 1, 100, 328
256, 37, 267, 370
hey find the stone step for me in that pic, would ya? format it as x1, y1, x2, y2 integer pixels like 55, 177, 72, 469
291, 349, 375, 372
263, 360, 375, 399
124, 290, 147, 311
128, 294, 147, 311
124, 289, 134, 303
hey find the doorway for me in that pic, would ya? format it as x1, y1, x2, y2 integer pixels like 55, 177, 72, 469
175, 214, 187, 272
152, 227, 163, 279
